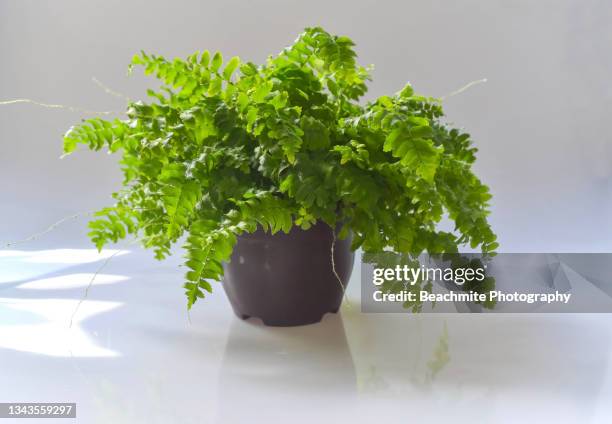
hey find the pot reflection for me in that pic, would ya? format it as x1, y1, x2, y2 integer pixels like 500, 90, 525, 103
216, 313, 356, 423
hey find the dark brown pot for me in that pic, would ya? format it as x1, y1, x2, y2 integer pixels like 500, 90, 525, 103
222, 221, 354, 327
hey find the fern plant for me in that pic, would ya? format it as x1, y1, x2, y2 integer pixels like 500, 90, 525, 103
63, 27, 497, 309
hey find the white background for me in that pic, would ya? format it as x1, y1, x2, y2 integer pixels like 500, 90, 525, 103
1, 0, 611, 251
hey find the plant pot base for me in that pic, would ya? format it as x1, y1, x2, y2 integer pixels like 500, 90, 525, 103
222, 222, 354, 327
231, 307, 341, 327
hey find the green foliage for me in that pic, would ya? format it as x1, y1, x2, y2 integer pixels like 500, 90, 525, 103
63, 27, 497, 309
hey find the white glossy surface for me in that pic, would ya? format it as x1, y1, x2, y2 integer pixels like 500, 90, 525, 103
1, 248, 611, 423
2, 0, 612, 254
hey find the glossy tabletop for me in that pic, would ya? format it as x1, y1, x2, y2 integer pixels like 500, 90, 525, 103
1, 247, 611, 423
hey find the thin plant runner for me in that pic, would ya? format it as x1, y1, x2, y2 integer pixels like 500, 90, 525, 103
62, 27, 498, 309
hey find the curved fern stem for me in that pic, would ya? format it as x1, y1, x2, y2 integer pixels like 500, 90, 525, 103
330, 226, 352, 310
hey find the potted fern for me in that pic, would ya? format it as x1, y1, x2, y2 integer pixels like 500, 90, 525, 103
63, 27, 497, 326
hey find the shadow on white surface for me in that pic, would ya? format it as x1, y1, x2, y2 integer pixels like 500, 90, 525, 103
0, 249, 128, 284
1, 249, 128, 358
